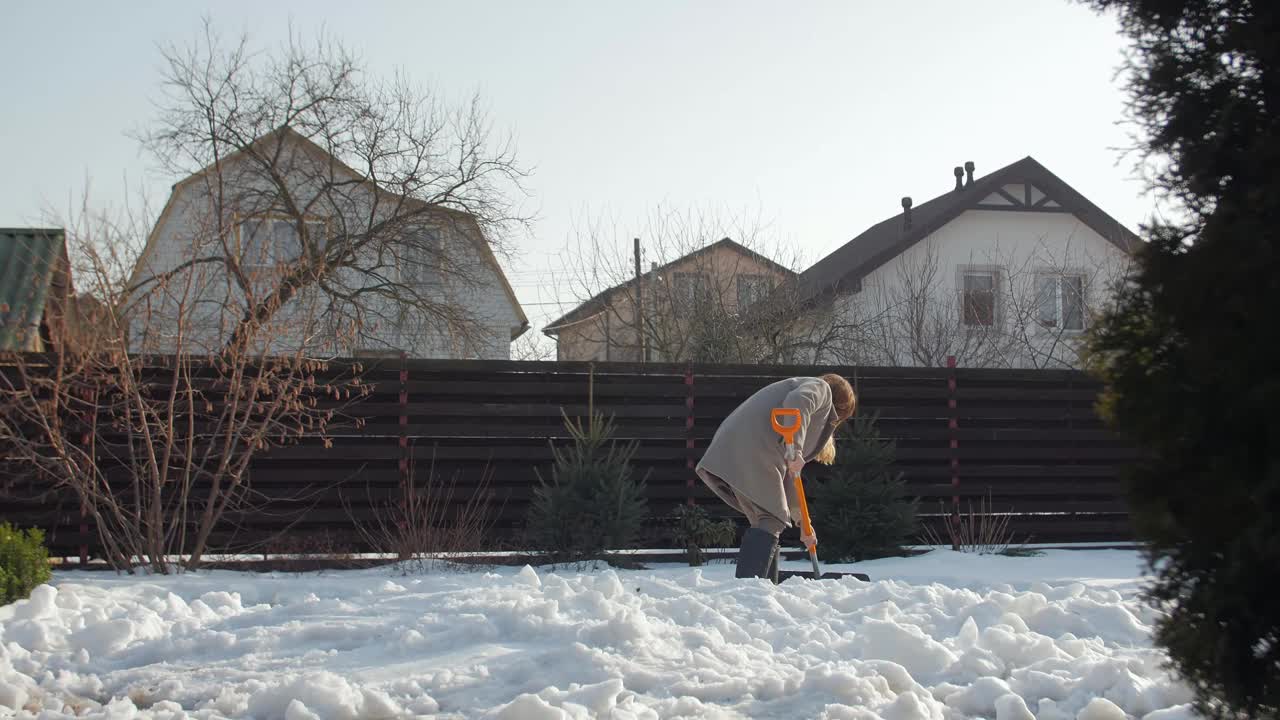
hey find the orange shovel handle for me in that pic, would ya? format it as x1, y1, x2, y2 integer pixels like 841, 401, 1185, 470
793, 474, 816, 544
771, 408, 821, 571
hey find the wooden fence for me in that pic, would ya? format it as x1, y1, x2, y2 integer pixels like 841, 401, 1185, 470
0, 357, 1140, 559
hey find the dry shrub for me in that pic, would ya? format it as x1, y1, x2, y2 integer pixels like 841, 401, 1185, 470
920, 489, 1035, 555
260, 530, 360, 573
348, 453, 504, 574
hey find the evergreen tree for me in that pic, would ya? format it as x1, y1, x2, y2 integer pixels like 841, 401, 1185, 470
0, 523, 51, 605
809, 412, 917, 562
526, 399, 649, 563
1079, 0, 1280, 715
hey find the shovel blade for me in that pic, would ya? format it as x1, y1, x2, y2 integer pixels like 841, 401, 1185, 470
778, 570, 870, 583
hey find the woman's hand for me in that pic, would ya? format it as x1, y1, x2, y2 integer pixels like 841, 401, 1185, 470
785, 452, 805, 478
801, 528, 817, 551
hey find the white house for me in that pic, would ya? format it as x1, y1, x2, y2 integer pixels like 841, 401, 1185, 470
126, 128, 528, 360
794, 157, 1139, 369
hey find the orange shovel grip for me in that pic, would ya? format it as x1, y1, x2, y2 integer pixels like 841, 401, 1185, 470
770, 408, 801, 445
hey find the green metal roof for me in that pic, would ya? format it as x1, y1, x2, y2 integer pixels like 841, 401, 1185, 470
0, 228, 67, 351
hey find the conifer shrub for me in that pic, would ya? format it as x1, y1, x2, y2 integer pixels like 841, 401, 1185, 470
807, 412, 917, 562
525, 397, 650, 564
0, 523, 52, 605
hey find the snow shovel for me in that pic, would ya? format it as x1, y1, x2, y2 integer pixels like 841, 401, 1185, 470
770, 408, 870, 583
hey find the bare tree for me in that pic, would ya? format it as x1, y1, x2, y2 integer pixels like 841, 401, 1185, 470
550, 205, 868, 364
838, 238, 1008, 367
0, 20, 534, 572
128, 21, 532, 359
0, 198, 370, 573
510, 330, 557, 362
995, 237, 1134, 369
826, 233, 1133, 369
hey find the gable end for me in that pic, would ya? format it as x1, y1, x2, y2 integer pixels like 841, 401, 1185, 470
975, 182, 1069, 213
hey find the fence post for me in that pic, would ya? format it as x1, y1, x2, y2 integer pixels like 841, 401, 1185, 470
397, 352, 410, 558
684, 361, 696, 505
947, 355, 959, 550
78, 387, 97, 565
79, 501, 88, 565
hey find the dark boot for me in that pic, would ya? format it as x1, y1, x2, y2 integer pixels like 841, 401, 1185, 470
735, 527, 780, 579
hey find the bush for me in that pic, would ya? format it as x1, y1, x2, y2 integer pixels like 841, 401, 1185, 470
672, 503, 738, 566
808, 413, 917, 562
1074, 0, 1280, 715
0, 523, 52, 605
919, 490, 1034, 555
525, 403, 650, 564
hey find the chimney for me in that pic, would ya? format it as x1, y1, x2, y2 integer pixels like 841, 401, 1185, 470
965, 161, 975, 187
954, 166, 964, 191
901, 196, 913, 230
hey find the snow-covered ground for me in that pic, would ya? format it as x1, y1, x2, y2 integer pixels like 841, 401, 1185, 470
0, 549, 1199, 720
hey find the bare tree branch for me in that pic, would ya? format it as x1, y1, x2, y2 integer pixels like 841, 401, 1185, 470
129, 21, 533, 359
551, 204, 872, 364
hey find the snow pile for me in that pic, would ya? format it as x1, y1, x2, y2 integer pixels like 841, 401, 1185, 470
0, 550, 1200, 719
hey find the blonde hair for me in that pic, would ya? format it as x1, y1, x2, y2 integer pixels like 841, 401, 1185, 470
814, 435, 836, 465
813, 374, 856, 465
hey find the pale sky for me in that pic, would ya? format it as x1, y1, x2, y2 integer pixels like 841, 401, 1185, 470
0, 0, 1152, 339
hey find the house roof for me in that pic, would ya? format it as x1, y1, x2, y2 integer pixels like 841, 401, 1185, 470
543, 237, 796, 335
129, 126, 529, 339
0, 228, 69, 351
794, 156, 1142, 306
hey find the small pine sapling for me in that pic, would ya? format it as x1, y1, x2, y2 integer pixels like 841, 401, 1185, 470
808, 412, 918, 562
525, 370, 650, 564
0, 523, 52, 605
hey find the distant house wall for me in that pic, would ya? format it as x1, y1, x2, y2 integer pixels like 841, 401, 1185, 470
128, 144, 521, 360
554, 314, 614, 362
550, 242, 792, 362
829, 209, 1132, 368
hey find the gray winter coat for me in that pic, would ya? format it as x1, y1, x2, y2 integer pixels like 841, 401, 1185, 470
695, 377, 839, 527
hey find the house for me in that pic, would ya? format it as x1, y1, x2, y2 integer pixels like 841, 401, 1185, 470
794, 157, 1140, 369
127, 127, 529, 360
544, 238, 795, 362
0, 228, 74, 353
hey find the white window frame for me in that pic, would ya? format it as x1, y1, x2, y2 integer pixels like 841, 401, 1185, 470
1034, 270, 1088, 332
673, 271, 712, 305
957, 265, 1003, 329
736, 273, 772, 310
396, 227, 445, 286
235, 214, 328, 269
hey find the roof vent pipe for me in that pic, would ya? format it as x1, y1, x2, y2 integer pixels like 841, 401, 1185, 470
901, 196, 913, 230
954, 166, 964, 191
965, 161, 975, 186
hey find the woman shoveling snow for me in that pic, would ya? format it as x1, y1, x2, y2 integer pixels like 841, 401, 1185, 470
695, 373, 857, 582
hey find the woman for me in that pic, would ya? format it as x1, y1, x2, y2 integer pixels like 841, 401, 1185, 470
695, 373, 857, 581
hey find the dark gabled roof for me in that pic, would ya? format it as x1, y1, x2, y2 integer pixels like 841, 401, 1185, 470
0, 228, 70, 351
544, 237, 796, 335
794, 156, 1142, 305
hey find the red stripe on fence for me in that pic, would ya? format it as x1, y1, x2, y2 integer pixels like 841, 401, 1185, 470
685, 361, 696, 505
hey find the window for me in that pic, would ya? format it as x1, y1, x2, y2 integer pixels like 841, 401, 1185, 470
736, 274, 772, 309
395, 228, 444, 286
238, 217, 326, 267
1035, 274, 1086, 330
673, 272, 712, 304
962, 271, 997, 326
